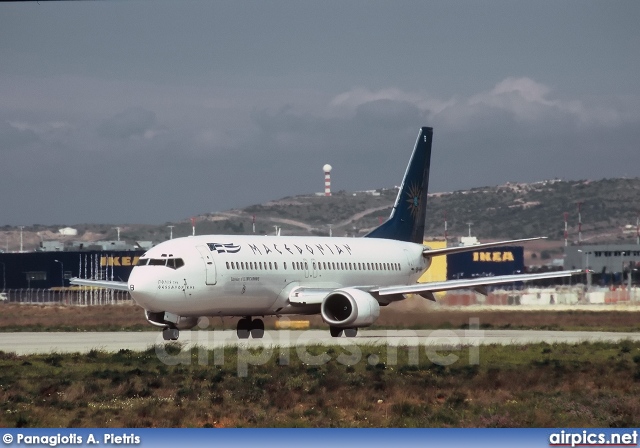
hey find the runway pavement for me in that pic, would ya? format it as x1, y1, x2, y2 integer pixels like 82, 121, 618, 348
2, 329, 640, 355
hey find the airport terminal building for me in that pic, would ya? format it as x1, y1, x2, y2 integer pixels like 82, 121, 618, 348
564, 244, 640, 284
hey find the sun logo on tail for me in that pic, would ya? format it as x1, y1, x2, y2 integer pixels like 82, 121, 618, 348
405, 183, 422, 221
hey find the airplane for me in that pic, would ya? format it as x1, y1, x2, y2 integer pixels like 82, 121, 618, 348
71, 127, 581, 340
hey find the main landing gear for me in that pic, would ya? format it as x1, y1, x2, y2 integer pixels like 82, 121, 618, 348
329, 326, 358, 338
162, 327, 180, 341
236, 317, 265, 339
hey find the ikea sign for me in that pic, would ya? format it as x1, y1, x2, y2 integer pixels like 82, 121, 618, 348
472, 251, 516, 262
447, 246, 524, 280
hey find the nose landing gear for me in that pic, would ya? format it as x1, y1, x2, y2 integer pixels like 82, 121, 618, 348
236, 317, 265, 339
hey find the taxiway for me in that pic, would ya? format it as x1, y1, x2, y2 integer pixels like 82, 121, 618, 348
1, 329, 639, 355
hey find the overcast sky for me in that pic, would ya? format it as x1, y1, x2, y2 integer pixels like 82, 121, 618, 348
1, 1, 639, 225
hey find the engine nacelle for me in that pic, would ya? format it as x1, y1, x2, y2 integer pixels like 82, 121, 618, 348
320, 288, 380, 328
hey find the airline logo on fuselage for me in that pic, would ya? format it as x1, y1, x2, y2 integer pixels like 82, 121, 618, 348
206, 241, 353, 257
207, 243, 241, 253
247, 242, 352, 257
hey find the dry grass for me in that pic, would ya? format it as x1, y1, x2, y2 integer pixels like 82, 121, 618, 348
0, 303, 149, 331
2, 343, 640, 427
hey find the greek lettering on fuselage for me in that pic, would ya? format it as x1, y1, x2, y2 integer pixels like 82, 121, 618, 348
157, 279, 194, 290
246, 242, 352, 257
100, 256, 140, 267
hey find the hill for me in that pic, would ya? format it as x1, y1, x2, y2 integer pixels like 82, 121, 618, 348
3, 178, 640, 254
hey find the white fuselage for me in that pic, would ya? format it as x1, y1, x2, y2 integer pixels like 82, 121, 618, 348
128, 234, 428, 317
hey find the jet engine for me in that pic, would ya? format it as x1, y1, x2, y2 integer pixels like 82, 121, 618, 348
320, 288, 380, 328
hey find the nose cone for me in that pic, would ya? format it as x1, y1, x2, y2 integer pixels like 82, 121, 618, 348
128, 267, 158, 310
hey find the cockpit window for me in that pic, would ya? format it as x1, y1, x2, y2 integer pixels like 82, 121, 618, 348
143, 258, 184, 269
166, 258, 185, 270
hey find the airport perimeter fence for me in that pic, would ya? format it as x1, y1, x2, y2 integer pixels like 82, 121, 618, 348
1, 288, 132, 306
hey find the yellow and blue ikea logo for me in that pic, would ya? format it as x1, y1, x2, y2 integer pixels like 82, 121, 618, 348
100, 256, 140, 267
472, 251, 515, 262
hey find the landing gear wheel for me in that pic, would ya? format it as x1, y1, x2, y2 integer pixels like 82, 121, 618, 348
237, 318, 251, 339
162, 327, 180, 341
344, 328, 358, 338
250, 319, 265, 339
329, 326, 343, 338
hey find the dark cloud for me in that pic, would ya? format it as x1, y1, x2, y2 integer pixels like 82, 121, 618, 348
1, 2, 639, 225
97, 107, 157, 140
0, 121, 39, 150
354, 99, 425, 130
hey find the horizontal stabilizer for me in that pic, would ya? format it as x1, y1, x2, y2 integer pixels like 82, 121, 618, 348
423, 237, 546, 258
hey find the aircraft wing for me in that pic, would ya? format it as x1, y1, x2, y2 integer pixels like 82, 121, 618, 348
423, 237, 546, 257
373, 269, 583, 300
69, 278, 130, 291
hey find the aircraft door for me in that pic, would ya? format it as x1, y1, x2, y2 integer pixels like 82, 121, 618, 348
303, 258, 309, 278
311, 259, 318, 278
195, 245, 217, 285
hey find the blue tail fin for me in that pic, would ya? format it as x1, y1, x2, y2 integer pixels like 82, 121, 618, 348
364, 126, 433, 244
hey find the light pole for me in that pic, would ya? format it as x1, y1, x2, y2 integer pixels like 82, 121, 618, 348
19, 226, 24, 252
54, 259, 64, 288
578, 249, 591, 290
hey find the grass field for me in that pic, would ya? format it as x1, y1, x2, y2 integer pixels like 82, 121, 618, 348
2, 342, 640, 427
3, 303, 640, 428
